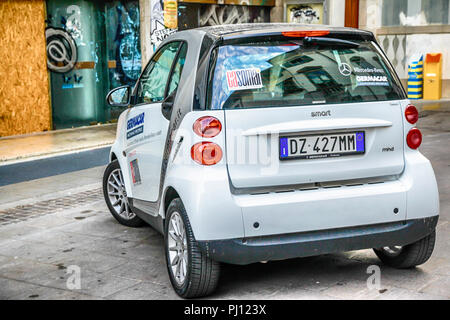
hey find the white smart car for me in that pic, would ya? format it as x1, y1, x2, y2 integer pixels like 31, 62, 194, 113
103, 24, 439, 298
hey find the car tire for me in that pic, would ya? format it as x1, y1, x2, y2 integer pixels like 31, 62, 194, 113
164, 198, 220, 298
373, 230, 436, 269
103, 160, 145, 228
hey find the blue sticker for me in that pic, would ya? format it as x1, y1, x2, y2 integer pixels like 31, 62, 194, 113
127, 113, 145, 139
280, 137, 288, 158
356, 132, 365, 152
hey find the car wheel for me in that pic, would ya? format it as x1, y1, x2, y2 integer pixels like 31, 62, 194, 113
373, 230, 436, 269
102, 160, 144, 227
164, 198, 220, 298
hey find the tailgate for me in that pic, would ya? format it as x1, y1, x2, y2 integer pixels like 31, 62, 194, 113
225, 100, 405, 189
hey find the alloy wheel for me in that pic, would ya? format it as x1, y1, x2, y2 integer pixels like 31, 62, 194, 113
107, 168, 135, 220
167, 211, 188, 285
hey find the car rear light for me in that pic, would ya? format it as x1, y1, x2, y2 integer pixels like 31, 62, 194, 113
282, 30, 330, 38
193, 116, 222, 138
406, 128, 422, 149
405, 105, 419, 124
191, 142, 223, 165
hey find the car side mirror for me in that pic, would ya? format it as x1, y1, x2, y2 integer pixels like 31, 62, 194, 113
106, 85, 131, 107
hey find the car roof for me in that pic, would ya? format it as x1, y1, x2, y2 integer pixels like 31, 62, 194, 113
163, 23, 375, 51
194, 23, 374, 40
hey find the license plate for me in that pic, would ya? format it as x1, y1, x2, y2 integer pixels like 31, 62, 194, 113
279, 131, 365, 160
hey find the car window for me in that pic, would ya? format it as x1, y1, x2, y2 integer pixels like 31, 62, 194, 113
135, 42, 180, 104
207, 40, 405, 110
167, 43, 188, 97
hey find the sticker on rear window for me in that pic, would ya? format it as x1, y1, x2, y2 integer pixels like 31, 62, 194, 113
226, 68, 263, 91
356, 75, 389, 86
354, 67, 389, 86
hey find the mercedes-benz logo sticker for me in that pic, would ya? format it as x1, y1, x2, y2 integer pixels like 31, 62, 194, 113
46, 27, 77, 73
338, 63, 352, 76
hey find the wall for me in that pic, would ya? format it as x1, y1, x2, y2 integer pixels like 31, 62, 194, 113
329, 0, 346, 27
406, 33, 450, 97
359, 0, 450, 98
359, 0, 381, 31
271, 0, 284, 22
46, 0, 142, 129
0, 0, 51, 137
140, 0, 152, 66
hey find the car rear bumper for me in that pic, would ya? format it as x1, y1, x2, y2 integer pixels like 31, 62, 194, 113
197, 215, 438, 265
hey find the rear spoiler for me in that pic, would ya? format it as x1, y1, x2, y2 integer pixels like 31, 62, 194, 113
221, 29, 376, 45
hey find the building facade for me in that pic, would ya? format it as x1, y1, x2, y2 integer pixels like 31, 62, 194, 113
141, 0, 350, 63
0, 0, 447, 137
359, 0, 450, 97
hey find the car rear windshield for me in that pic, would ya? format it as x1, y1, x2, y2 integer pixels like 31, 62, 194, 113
206, 39, 405, 110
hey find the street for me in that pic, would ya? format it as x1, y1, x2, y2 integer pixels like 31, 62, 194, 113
0, 112, 449, 300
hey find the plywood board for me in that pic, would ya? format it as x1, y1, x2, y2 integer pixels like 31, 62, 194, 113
0, 0, 51, 137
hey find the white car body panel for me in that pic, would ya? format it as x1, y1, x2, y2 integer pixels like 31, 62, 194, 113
107, 26, 439, 248
124, 102, 169, 202
155, 104, 439, 241
111, 100, 439, 242
224, 100, 406, 188
241, 118, 393, 136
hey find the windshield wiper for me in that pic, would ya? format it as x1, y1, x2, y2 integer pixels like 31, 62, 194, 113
303, 37, 360, 48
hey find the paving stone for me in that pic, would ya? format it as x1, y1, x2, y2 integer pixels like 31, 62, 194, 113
106, 281, 179, 300
52, 214, 131, 239
0, 223, 40, 242
79, 273, 142, 298
419, 276, 450, 298
320, 279, 388, 300
420, 257, 450, 277
30, 267, 141, 298
44, 247, 129, 273
0, 258, 61, 282
0, 133, 449, 301
5, 281, 101, 300
115, 226, 159, 242
0, 277, 49, 299
0, 240, 64, 262
374, 286, 446, 300
376, 265, 440, 291
107, 259, 168, 283
20, 229, 102, 250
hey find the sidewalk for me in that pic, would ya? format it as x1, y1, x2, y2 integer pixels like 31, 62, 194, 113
415, 99, 450, 134
415, 98, 450, 112
0, 124, 117, 164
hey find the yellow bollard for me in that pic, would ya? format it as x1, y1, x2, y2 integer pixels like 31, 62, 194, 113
408, 55, 423, 99
423, 53, 442, 100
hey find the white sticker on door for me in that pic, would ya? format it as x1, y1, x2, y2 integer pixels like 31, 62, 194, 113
226, 68, 263, 91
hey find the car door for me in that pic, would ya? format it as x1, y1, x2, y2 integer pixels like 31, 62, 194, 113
125, 41, 187, 203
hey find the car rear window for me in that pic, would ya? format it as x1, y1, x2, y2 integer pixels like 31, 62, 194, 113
206, 40, 405, 110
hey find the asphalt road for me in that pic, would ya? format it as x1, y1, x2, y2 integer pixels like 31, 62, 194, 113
0, 147, 110, 187
0, 125, 448, 299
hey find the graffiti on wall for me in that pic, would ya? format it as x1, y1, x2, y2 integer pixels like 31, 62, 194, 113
46, 3, 85, 91
200, 5, 251, 25
45, 27, 78, 73
150, 0, 177, 49
64, 4, 84, 45
199, 4, 269, 28
106, 1, 142, 88
286, 4, 323, 24
178, 4, 270, 30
